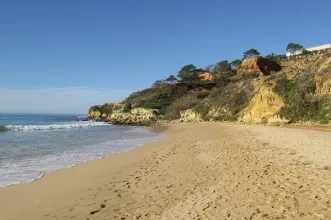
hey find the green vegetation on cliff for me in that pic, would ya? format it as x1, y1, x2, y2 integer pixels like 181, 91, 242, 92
274, 73, 329, 123
88, 104, 113, 116
89, 44, 331, 125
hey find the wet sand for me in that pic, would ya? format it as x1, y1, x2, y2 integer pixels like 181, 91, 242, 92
0, 123, 331, 219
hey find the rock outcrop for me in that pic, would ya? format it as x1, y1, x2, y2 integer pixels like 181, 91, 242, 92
236, 57, 281, 77
199, 72, 215, 81
239, 85, 289, 125
316, 72, 331, 95
88, 52, 331, 126
88, 103, 158, 126
106, 108, 157, 126
88, 105, 103, 118
180, 109, 202, 122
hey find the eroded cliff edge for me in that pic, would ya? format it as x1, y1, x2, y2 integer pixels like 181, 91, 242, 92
88, 52, 331, 126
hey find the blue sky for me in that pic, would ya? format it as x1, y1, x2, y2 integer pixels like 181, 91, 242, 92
1, 0, 330, 114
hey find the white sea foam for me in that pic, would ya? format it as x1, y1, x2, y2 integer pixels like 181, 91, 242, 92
0, 126, 163, 188
5, 121, 110, 131
124, 127, 150, 133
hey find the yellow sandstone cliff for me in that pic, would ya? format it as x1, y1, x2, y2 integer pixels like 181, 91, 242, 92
239, 84, 289, 125
316, 72, 331, 95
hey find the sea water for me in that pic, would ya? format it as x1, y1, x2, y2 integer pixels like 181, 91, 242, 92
0, 113, 162, 187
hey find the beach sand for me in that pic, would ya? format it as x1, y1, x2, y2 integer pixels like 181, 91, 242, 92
0, 123, 331, 219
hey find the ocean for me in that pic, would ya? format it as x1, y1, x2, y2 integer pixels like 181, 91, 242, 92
0, 113, 162, 187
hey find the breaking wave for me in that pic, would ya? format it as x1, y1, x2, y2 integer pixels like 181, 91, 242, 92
0, 125, 9, 132
5, 121, 110, 132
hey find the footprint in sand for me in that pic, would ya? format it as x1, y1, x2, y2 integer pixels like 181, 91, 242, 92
89, 203, 107, 215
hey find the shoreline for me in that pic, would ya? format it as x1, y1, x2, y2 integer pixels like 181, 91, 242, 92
0, 122, 331, 219
2, 121, 328, 189
0, 126, 164, 189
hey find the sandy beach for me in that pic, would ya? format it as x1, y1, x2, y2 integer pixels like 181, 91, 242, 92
0, 123, 331, 219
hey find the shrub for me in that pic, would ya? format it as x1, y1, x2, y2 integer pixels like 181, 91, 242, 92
297, 72, 316, 94
135, 99, 172, 117
209, 86, 225, 99
262, 82, 273, 87
243, 72, 260, 80
165, 94, 199, 119
193, 103, 210, 120
274, 77, 297, 100
274, 75, 329, 122
100, 104, 114, 115
215, 75, 232, 88
213, 114, 238, 122
113, 105, 122, 111
88, 104, 114, 116
301, 49, 312, 56
123, 103, 132, 113
88, 105, 101, 114
136, 99, 171, 110
320, 119, 329, 124
196, 91, 210, 99
233, 104, 248, 114
209, 80, 255, 116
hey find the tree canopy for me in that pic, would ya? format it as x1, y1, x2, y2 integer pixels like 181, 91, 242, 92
204, 64, 215, 73
177, 64, 200, 83
230, 59, 242, 70
214, 60, 231, 73
166, 75, 177, 84
264, 53, 288, 62
243, 49, 260, 59
152, 79, 167, 88
286, 43, 304, 55
301, 49, 312, 56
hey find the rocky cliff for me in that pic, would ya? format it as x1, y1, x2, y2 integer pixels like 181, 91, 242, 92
88, 105, 103, 118
105, 108, 157, 126
239, 84, 289, 125
88, 104, 157, 126
316, 72, 331, 95
236, 57, 281, 77
180, 109, 202, 122
89, 52, 331, 126
199, 72, 215, 81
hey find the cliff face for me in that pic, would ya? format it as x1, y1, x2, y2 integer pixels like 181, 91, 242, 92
88, 103, 123, 118
89, 52, 331, 125
88, 104, 157, 126
88, 110, 102, 118
105, 108, 157, 126
199, 72, 215, 81
88, 106, 103, 118
180, 109, 202, 122
236, 57, 281, 77
239, 85, 289, 125
316, 72, 331, 95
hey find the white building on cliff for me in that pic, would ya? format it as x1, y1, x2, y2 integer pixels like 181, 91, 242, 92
286, 43, 331, 57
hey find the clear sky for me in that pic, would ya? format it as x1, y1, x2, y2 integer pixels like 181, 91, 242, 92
1, 0, 330, 114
